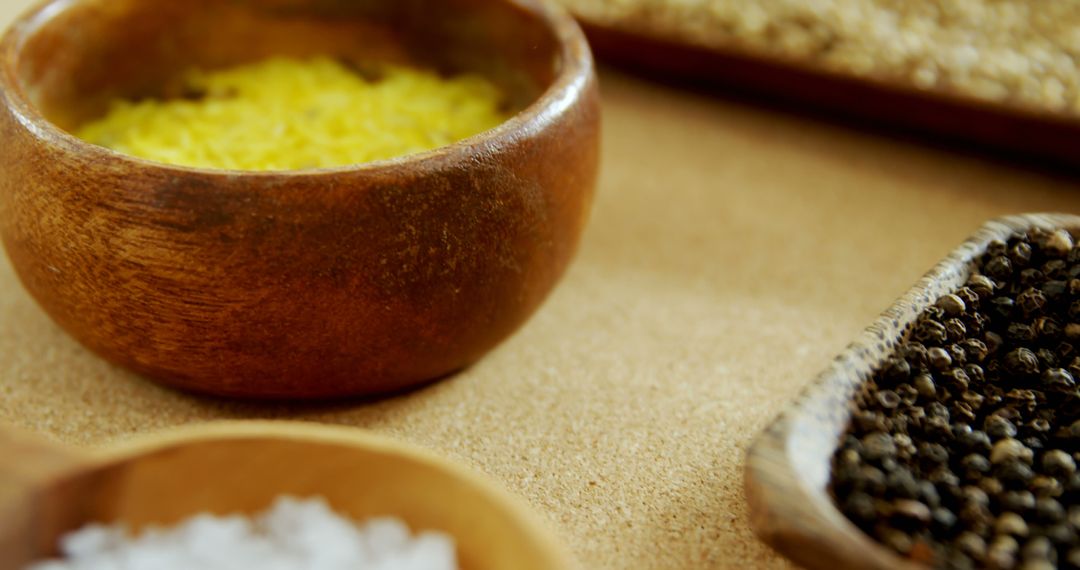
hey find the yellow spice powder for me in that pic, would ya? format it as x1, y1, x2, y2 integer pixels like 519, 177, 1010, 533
76, 57, 509, 171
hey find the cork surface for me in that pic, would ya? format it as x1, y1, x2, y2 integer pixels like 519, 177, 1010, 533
2, 1, 1080, 568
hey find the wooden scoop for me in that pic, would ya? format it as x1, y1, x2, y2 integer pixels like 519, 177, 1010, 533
0, 421, 574, 570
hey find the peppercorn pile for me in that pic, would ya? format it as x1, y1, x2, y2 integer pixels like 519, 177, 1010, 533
830, 227, 1080, 570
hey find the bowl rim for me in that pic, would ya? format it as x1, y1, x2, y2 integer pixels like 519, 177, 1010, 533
58, 420, 578, 569
744, 212, 1080, 570
0, 0, 593, 178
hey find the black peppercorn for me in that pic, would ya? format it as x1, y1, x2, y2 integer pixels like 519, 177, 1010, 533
888, 468, 922, 500
986, 256, 1015, 279
980, 477, 1005, 497
1045, 259, 1070, 279
1035, 317, 1063, 340
1068, 548, 1080, 569
916, 319, 949, 346
1004, 348, 1041, 376
928, 402, 950, 420
965, 364, 986, 384
1007, 323, 1038, 345
944, 367, 973, 392
914, 374, 938, 399
959, 430, 993, 453
932, 507, 959, 535
1035, 498, 1066, 524
902, 344, 930, 368
1018, 269, 1046, 289
892, 499, 933, 528
986, 331, 1005, 354
862, 433, 897, 461
965, 311, 990, 336
1017, 288, 1048, 317
1030, 476, 1063, 499
1000, 490, 1036, 513
961, 453, 991, 479
946, 319, 968, 342
1042, 280, 1067, 302
956, 287, 981, 311
928, 347, 953, 370
986, 415, 1019, 439
876, 390, 901, 409
960, 338, 990, 363
925, 416, 953, 442
1046, 523, 1077, 546
1044, 229, 1075, 257
938, 294, 967, 316
858, 466, 887, 495
952, 401, 978, 424
853, 410, 888, 433
957, 531, 988, 560
992, 296, 1017, 320
991, 438, 1034, 465
986, 539, 1017, 569
1035, 347, 1059, 369
920, 442, 950, 465
830, 229, 1080, 568
929, 467, 961, 490
880, 528, 914, 554
1045, 450, 1077, 478
997, 462, 1035, 487
1010, 242, 1034, 265
882, 357, 912, 385
1021, 536, 1056, 564
838, 492, 881, 526
996, 512, 1030, 537
896, 383, 919, 406
968, 274, 997, 298
1042, 368, 1077, 390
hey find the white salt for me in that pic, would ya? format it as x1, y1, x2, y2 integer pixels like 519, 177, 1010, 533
25, 497, 458, 570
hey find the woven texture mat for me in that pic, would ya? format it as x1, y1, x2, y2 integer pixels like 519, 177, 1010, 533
3, 0, 1080, 567
557, 0, 1080, 165
558, 0, 1080, 115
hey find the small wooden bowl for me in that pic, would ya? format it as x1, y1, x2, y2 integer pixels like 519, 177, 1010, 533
0, 0, 599, 398
0, 421, 576, 570
745, 213, 1080, 570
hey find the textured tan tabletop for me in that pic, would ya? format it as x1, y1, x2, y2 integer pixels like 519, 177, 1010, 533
2, 1, 1080, 568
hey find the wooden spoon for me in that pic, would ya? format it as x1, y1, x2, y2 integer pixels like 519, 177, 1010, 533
0, 421, 575, 570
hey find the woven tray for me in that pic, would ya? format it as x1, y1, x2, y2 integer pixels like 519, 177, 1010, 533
557, 0, 1080, 166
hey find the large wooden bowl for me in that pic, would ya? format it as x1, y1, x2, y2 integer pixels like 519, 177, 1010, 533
0, 0, 599, 398
745, 213, 1080, 570
0, 421, 576, 570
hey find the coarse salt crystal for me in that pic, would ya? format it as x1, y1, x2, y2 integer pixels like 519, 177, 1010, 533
25, 497, 458, 570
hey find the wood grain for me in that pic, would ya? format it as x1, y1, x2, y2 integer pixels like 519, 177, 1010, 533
745, 213, 1080, 570
0, 421, 575, 570
0, 0, 600, 398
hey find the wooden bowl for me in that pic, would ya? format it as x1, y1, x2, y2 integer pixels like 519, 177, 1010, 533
744, 213, 1080, 570
0, 0, 599, 398
0, 421, 576, 570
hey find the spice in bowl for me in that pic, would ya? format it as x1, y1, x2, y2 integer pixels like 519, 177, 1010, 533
830, 227, 1080, 569
25, 496, 458, 570
75, 57, 509, 170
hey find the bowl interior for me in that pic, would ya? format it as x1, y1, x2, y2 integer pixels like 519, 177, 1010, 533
29, 429, 567, 570
9, 0, 561, 132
